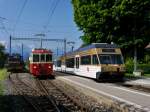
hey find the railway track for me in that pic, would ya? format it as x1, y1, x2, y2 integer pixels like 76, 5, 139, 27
40, 79, 111, 112
36, 79, 86, 112
8, 72, 89, 112
8, 72, 122, 112
8, 73, 59, 112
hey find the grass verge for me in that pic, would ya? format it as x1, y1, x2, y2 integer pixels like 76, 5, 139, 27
0, 69, 12, 112
0, 69, 7, 80
144, 74, 150, 78
0, 68, 7, 95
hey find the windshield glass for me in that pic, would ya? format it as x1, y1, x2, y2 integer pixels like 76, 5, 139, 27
33, 54, 39, 62
46, 54, 52, 62
41, 54, 45, 62
99, 54, 123, 64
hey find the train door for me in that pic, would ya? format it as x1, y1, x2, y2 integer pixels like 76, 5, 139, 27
75, 55, 80, 73
76, 57, 79, 69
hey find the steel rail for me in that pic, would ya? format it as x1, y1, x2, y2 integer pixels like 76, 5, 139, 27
8, 73, 41, 112
35, 79, 61, 112
47, 80, 87, 112
41, 79, 88, 112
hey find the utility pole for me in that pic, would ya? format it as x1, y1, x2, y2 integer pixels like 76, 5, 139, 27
133, 18, 137, 72
64, 39, 67, 71
21, 43, 23, 61
134, 46, 137, 71
57, 47, 58, 56
71, 46, 74, 52
40, 37, 42, 48
34, 33, 45, 48
9, 35, 11, 56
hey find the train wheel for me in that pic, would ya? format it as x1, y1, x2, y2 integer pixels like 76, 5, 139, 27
96, 72, 104, 82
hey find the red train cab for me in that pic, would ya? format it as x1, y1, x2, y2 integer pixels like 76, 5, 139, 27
29, 48, 54, 77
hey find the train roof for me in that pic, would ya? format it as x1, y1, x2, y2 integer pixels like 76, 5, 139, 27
32, 48, 52, 54
76, 43, 118, 52
65, 43, 119, 56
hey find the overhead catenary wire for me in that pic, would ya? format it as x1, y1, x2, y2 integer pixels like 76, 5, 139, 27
13, 0, 28, 33
44, 0, 60, 31
0, 16, 75, 29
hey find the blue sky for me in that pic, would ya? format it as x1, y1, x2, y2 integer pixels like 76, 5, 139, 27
0, 0, 83, 56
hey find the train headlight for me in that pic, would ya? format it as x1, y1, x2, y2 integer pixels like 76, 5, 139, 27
33, 66, 37, 69
48, 66, 51, 69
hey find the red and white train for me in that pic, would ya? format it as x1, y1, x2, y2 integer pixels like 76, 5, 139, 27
29, 48, 54, 78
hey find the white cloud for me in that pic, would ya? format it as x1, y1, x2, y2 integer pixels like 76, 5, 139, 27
0, 40, 7, 48
0, 40, 6, 45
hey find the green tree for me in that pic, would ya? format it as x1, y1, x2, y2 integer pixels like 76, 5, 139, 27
72, 0, 150, 57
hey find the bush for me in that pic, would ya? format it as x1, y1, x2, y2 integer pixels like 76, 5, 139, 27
143, 54, 150, 64
137, 64, 150, 74
125, 58, 134, 73
125, 58, 150, 74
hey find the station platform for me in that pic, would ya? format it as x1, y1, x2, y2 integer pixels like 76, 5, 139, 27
125, 77, 150, 88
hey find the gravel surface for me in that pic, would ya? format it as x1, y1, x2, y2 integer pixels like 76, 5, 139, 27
2, 73, 36, 112
2, 72, 149, 112
48, 79, 122, 112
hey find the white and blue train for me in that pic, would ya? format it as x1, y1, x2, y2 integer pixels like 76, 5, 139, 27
54, 43, 125, 80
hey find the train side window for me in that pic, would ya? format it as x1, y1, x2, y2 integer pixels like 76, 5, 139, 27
33, 54, 39, 62
66, 58, 74, 68
92, 55, 99, 65
57, 60, 61, 67
41, 54, 45, 62
46, 54, 52, 62
81, 55, 91, 65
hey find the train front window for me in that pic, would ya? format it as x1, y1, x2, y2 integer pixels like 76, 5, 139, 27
41, 54, 45, 62
46, 54, 52, 62
33, 54, 39, 62
99, 55, 111, 64
111, 54, 123, 64
99, 54, 123, 64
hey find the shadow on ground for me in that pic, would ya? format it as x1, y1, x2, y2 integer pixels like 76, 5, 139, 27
0, 94, 59, 112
